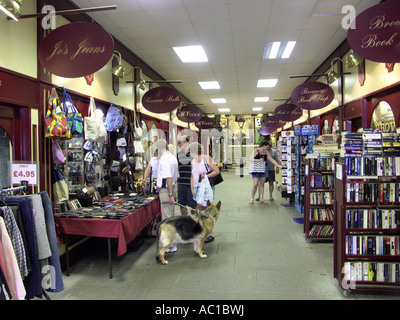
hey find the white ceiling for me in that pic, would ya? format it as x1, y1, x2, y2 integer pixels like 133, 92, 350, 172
70, 0, 380, 115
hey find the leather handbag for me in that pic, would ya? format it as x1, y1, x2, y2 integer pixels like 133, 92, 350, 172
204, 156, 223, 186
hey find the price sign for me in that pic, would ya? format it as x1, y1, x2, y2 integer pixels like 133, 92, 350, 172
11, 163, 37, 185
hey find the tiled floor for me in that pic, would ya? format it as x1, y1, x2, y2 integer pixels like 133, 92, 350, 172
49, 169, 400, 300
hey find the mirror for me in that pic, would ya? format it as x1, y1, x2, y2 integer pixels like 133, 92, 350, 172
370, 101, 396, 133
0, 126, 12, 189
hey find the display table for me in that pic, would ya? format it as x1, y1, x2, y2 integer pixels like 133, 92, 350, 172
55, 197, 160, 278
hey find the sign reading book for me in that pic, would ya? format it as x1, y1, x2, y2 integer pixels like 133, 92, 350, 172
176, 104, 203, 123
142, 86, 181, 113
38, 22, 114, 78
347, 0, 400, 63
274, 104, 303, 121
291, 82, 334, 110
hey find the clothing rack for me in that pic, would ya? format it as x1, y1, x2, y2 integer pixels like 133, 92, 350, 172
1, 186, 28, 196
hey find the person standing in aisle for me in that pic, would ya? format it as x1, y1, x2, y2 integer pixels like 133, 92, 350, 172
189, 142, 220, 242
265, 141, 280, 201
250, 141, 282, 204
176, 135, 197, 216
154, 139, 179, 220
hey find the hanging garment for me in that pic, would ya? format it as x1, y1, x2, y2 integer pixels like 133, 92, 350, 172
3, 198, 42, 299
0, 207, 28, 278
28, 195, 52, 260
0, 217, 26, 300
39, 191, 64, 293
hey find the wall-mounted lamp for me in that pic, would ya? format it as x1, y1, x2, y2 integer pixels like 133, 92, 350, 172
110, 51, 125, 78
328, 57, 345, 84
346, 50, 363, 68
0, 0, 22, 21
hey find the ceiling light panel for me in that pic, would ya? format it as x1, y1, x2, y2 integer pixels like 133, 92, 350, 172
199, 81, 220, 89
254, 97, 270, 102
263, 41, 296, 59
252, 107, 264, 112
218, 108, 230, 113
257, 79, 278, 88
211, 98, 227, 104
173, 45, 208, 63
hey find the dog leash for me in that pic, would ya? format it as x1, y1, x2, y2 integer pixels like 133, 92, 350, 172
174, 202, 212, 218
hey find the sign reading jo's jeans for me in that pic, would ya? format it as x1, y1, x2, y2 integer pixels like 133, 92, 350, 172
347, 0, 400, 63
38, 22, 114, 78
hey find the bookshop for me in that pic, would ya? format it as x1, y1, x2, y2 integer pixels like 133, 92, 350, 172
1, 0, 400, 303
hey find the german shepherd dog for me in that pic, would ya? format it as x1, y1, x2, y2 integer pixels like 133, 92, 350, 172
156, 200, 221, 265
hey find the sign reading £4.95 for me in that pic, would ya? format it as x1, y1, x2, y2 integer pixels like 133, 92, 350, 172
38, 22, 114, 78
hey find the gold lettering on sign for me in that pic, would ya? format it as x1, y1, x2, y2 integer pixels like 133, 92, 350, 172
70, 39, 106, 61
359, 15, 400, 49
46, 41, 68, 61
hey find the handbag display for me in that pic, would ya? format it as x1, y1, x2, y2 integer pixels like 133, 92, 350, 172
84, 97, 107, 142
45, 88, 72, 140
62, 87, 83, 138
204, 156, 223, 186
104, 104, 123, 132
51, 140, 65, 164
248, 160, 266, 174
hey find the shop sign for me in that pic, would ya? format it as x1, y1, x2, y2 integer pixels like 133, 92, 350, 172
177, 104, 203, 123
38, 22, 114, 78
142, 86, 182, 113
274, 104, 303, 122
291, 82, 334, 110
263, 115, 286, 128
195, 116, 216, 129
347, 0, 400, 63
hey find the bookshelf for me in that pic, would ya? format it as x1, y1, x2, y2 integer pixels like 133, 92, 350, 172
304, 157, 334, 241
334, 130, 400, 296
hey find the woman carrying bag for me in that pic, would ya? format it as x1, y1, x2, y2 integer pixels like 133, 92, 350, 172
189, 142, 220, 243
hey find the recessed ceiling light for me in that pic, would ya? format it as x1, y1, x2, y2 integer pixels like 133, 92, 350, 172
218, 108, 230, 113
211, 98, 226, 104
263, 41, 296, 59
173, 45, 208, 63
257, 79, 278, 88
254, 97, 270, 102
252, 107, 264, 112
199, 81, 220, 89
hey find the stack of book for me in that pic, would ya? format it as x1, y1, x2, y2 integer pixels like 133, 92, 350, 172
346, 208, 400, 229
362, 129, 383, 155
309, 224, 333, 236
345, 235, 400, 256
343, 262, 400, 283
382, 133, 400, 156
310, 208, 334, 221
341, 132, 363, 157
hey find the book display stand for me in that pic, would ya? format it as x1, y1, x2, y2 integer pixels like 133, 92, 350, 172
334, 130, 400, 297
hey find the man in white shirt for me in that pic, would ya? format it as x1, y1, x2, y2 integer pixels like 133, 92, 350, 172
154, 139, 179, 220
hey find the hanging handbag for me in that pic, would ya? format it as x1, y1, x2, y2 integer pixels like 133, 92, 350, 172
104, 104, 123, 132
52, 140, 65, 164
204, 156, 223, 186
84, 97, 107, 142
248, 160, 266, 173
45, 88, 72, 140
62, 87, 83, 138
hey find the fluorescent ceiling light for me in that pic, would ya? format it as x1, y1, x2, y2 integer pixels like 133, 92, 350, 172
252, 107, 264, 112
173, 45, 208, 63
282, 41, 296, 59
199, 81, 220, 89
263, 41, 296, 59
254, 97, 270, 102
211, 98, 226, 104
257, 79, 278, 88
218, 108, 230, 113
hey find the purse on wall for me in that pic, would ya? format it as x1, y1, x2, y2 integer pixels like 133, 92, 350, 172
84, 97, 107, 142
45, 88, 72, 140
62, 87, 83, 138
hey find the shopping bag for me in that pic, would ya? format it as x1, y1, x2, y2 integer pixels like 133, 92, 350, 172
196, 175, 214, 207
45, 88, 72, 140
62, 87, 83, 138
248, 160, 266, 174
84, 97, 107, 142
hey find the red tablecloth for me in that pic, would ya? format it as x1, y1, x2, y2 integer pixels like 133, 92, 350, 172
55, 197, 160, 257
